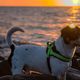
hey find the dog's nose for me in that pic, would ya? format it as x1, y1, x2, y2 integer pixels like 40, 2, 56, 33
74, 43, 80, 46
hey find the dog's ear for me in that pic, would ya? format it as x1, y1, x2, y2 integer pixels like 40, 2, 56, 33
61, 26, 71, 44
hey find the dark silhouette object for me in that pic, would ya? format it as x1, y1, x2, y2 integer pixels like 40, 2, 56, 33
66, 68, 80, 80
0, 74, 57, 80
0, 75, 37, 80
0, 60, 11, 77
0, 44, 15, 77
72, 52, 80, 70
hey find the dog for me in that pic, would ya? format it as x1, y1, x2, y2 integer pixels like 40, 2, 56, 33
6, 25, 80, 80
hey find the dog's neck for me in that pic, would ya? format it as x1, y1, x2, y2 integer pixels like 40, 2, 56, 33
55, 37, 76, 58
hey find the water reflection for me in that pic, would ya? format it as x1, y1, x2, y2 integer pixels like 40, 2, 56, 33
0, 7, 80, 46
67, 6, 79, 24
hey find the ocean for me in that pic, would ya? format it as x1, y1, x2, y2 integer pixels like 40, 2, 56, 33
0, 6, 80, 58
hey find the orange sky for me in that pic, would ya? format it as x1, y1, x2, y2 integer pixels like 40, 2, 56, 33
0, 0, 61, 6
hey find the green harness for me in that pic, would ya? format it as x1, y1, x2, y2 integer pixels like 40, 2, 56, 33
46, 42, 71, 62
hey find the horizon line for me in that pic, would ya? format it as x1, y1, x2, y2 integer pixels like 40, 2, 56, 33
0, 6, 80, 7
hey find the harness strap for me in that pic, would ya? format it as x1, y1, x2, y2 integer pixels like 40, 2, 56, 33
46, 41, 72, 73
47, 42, 71, 62
47, 57, 52, 73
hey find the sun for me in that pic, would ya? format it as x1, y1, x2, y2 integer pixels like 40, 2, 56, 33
72, 0, 79, 5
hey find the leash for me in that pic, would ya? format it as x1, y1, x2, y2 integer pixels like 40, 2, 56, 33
46, 41, 72, 73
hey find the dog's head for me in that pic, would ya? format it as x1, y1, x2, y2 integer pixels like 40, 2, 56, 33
61, 24, 80, 46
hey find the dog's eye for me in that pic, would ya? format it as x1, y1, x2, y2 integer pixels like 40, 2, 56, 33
25, 49, 28, 51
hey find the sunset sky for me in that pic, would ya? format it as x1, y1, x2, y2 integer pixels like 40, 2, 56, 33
0, 0, 80, 6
